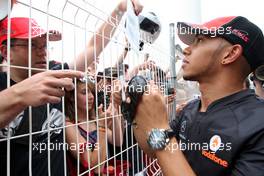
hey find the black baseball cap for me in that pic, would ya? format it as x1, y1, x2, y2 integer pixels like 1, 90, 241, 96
177, 16, 264, 70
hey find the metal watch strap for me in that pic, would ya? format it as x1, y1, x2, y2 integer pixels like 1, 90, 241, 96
147, 128, 175, 150
165, 128, 175, 139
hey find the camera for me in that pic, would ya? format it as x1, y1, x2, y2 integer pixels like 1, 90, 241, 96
138, 12, 161, 44
97, 91, 111, 110
121, 75, 147, 124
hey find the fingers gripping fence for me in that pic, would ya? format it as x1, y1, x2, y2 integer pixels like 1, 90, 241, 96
0, 0, 190, 176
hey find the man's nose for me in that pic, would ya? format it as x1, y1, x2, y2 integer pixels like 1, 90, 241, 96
183, 46, 191, 56
37, 47, 47, 57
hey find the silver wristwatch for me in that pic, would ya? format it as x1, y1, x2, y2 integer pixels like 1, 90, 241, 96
147, 128, 175, 150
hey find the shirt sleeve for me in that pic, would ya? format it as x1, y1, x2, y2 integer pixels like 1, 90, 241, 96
169, 110, 184, 140
232, 131, 264, 176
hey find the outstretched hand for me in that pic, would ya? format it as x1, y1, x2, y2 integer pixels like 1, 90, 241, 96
12, 70, 83, 107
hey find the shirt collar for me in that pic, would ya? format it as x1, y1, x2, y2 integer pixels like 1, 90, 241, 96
197, 89, 255, 112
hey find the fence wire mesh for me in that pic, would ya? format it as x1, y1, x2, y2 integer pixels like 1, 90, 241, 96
0, 0, 199, 176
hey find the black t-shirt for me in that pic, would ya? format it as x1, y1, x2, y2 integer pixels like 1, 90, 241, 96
0, 61, 69, 176
170, 89, 264, 176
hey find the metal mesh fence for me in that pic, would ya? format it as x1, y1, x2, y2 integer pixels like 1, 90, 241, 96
0, 0, 199, 175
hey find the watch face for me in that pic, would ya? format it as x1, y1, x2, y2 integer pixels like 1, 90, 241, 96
147, 129, 167, 150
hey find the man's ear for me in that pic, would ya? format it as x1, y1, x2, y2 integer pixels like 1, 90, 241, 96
221, 44, 243, 65
0, 45, 7, 59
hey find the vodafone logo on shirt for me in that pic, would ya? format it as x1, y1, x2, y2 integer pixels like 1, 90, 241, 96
209, 135, 222, 152
201, 134, 230, 168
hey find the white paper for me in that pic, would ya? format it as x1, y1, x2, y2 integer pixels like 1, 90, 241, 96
125, 0, 140, 52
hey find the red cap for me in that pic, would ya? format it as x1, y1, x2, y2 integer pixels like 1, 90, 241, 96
0, 17, 61, 44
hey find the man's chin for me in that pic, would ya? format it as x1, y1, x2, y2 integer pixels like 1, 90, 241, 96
182, 74, 197, 81
31, 68, 45, 74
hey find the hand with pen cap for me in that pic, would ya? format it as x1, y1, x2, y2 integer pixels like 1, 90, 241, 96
139, 60, 156, 71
